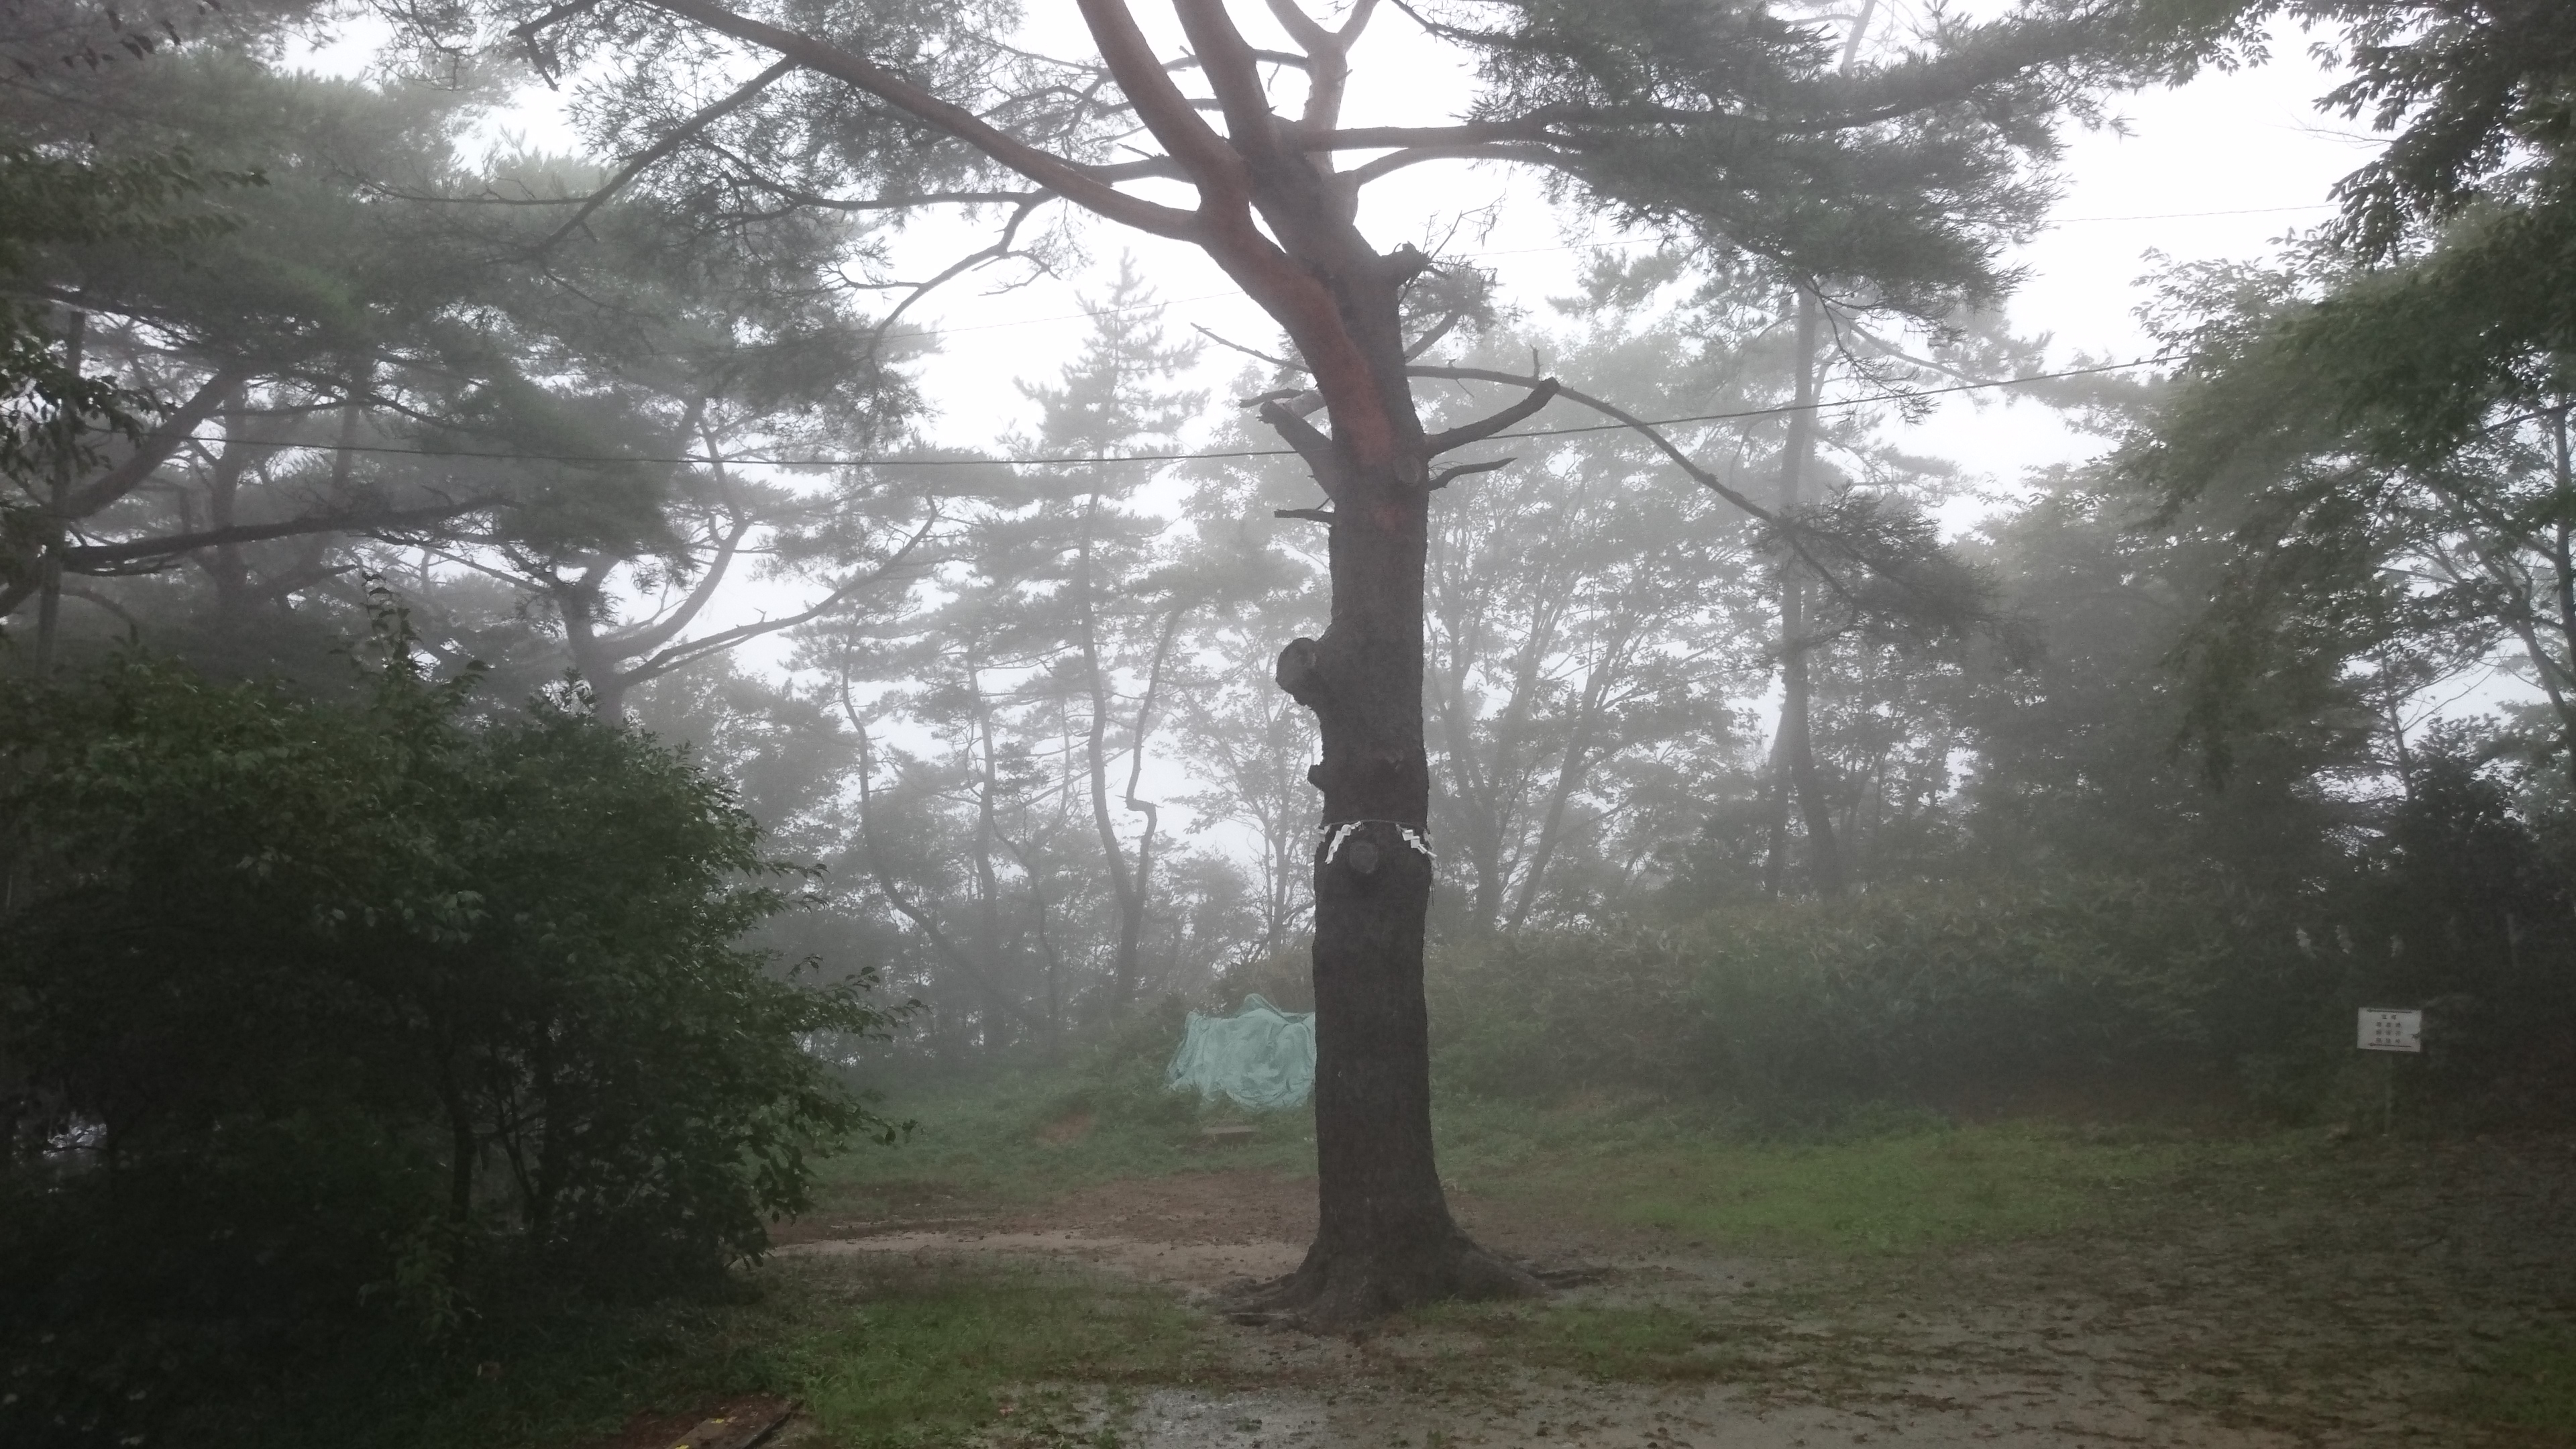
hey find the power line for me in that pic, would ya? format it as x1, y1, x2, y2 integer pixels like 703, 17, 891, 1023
892, 204, 2334, 341
191, 355, 2173, 470
2049, 202, 2334, 225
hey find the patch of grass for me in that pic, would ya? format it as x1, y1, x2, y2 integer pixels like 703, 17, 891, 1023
1434, 1099, 2280, 1255
2461, 1328, 2576, 1434
133, 1258, 1224, 1449
782, 1260, 1224, 1447
822, 1063, 2302, 1260
816, 1062, 1317, 1211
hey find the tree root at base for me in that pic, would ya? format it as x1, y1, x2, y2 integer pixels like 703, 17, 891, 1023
1220, 1230, 1545, 1330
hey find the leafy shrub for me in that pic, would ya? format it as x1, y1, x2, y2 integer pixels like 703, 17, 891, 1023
1036, 994, 1208, 1132
0, 632, 903, 1444
1430, 876, 2326, 1113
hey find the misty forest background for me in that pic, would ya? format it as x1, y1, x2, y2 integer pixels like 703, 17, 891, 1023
5, 0, 2576, 1442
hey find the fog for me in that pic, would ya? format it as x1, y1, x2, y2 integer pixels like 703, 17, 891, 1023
7, 1, 2574, 1442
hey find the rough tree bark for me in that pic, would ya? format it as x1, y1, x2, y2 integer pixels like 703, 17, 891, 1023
1266, 405, 1542, 1320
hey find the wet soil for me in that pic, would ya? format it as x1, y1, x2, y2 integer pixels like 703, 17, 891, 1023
759, 1134, 2576, 1448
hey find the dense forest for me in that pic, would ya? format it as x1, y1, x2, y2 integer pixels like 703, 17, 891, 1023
5, 0, 2575, 1444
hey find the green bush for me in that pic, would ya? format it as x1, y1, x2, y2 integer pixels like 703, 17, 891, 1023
1430, 877, 2324, 1114
0, 631, 903, 1444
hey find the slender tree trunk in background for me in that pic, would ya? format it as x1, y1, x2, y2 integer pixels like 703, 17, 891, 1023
842, 696, 1044, 1050
2550, 407, 2576, 788
1774, 288, 1847, 897
1425, 647, 1507, 934
1507, 643, 1621, 932
1077, 496, 1146, 1015
1760, 725, 1792, 898
205, 397, 256, 621
1112, 606, 1185, 1003
438, 1061, 476, 1225
1760, 3, 1875, 899
965, 667, 1016, 1049
32, 311, 83, 676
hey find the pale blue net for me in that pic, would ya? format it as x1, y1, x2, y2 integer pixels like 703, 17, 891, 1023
1165, 994, 1316, 1110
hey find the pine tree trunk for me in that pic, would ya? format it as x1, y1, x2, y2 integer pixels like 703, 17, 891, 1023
1776, 288, 1846, 896
1261, 442, 1536, 1323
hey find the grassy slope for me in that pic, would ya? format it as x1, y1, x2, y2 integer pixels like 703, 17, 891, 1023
812, 1065, 1320, 1212
152, 1065, 2576, 1448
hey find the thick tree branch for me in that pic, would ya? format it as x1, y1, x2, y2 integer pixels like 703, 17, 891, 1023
64, 360, 259, 519
606, 511, 757, 659
626, 506, 941, 686
1345, 143, 1555, 188
1077, 2, 1394, 466
1302, 121, 1550, 151
539, 57, 794, 255
57, 499, 496, 573
1429, 457, 1512, 490
1177, 0, 1290, 172
1424, 378, 1558, 455
637, 0, 1203, 238
1257, 397, 1340, 480
1408, 364, 1778, 521
1271, 3, 1343, 128
1073, 0, 1250, 203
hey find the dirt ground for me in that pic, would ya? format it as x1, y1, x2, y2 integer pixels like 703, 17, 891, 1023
747, 1133, 2576, 1448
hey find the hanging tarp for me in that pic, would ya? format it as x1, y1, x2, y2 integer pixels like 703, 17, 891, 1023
1166, 994, 1316, 1111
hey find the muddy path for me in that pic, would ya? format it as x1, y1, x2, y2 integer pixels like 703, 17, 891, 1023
749, 1133, 2576, 1447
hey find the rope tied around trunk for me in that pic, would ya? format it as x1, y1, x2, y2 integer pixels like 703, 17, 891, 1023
1318, 818, 1435, 863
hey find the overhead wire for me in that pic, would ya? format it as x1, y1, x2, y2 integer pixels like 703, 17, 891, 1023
184, 354, 2175, 470
886, 203, 2334, 341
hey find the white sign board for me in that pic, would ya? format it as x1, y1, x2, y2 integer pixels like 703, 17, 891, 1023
2358, 1008, 2423, 1054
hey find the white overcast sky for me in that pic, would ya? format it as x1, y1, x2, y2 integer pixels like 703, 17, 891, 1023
299, 7, 2425, 751
279, 6, 2508, 843
314, 5, 2373, 486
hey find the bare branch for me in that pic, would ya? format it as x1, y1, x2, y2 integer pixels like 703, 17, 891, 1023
1429, 457, 1512, 489
861, 196, 1053, 345
1424, 377, 1558, 455
606, 511, 756, 659
1403, 307, 1468, 361
1194, 323, 1296, 370
1409, 364, 1775, 520
627, 506, 941, 686
1257, 397, 1338, 480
